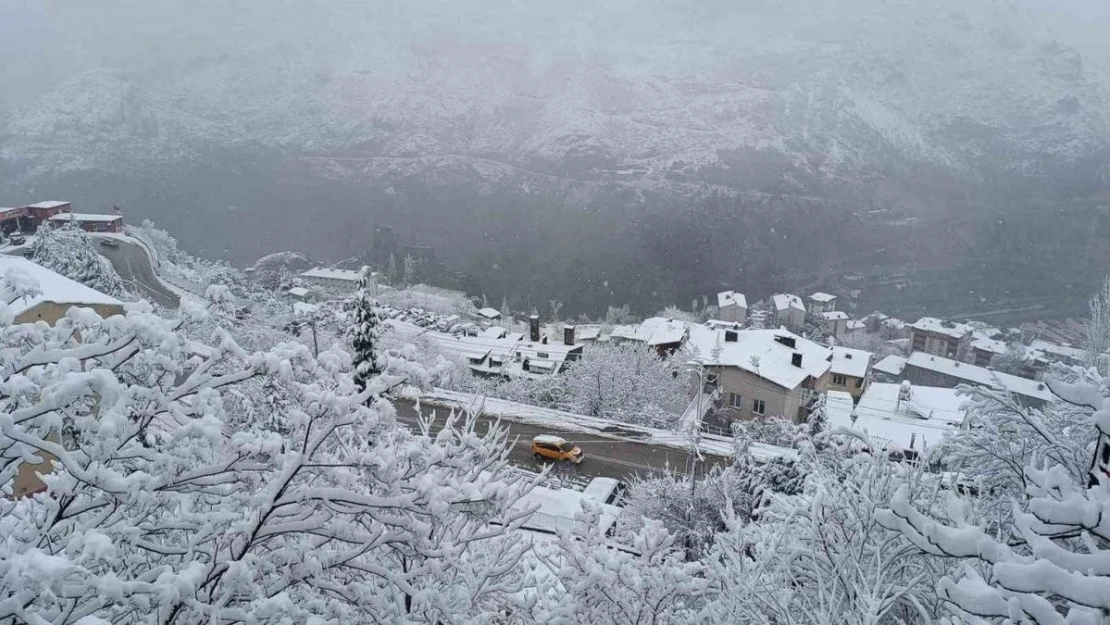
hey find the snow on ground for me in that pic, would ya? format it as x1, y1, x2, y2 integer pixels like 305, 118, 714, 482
422, 388, 796, 463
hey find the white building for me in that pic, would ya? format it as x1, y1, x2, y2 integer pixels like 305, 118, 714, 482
300, 267, 372, 293
809, 292, 837, 313
821, 310, 850, 337
771, 294, 806, 329
716, 290, 748, 324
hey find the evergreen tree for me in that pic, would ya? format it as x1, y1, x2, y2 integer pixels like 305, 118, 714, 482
29, 222, 127, 298
351, 266, 382, 397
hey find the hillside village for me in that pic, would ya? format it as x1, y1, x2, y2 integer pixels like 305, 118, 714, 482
4, 200, 1110, 624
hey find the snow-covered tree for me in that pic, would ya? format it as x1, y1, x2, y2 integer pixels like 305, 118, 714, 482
931, 371, 1093, 534
1084, 275, 1110, 375
708, 449, 948, 625
29, 222, 127, 298
351, 265, 382, 395
0, 269, 541, 624
878, 367, 1110, 625
530, 501, 710, 624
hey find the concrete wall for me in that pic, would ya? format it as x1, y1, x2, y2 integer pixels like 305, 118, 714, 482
716, 366, 825, 423
15, 302, 126, 326
774, 308, 806, 329
828, 372, 868, 400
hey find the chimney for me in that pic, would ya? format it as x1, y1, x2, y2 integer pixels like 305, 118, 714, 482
529, 315, 540, 342
564, 325, 576, 345
791, 353, 803, 368
725, 330, 738, 342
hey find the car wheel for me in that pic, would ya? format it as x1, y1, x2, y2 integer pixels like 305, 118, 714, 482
533, 453, 543, 461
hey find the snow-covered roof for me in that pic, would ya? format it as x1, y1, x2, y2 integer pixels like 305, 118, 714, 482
1029, 339, 1086, 363
686, 325, 831, 390
825, 383, 968, 452
717, 290, 747, 309
480, 326, 508, 339
873, 354, 908, 376
300, 267, 363, 282
846, 320, 867, 330
292, 302, 318, 316
514, 481, 622, 535
971, 336, 1007, 355
821, 311, 849, 321
911, 317, 972, 339
26, 201, 69, 209
532, 435, 569, 446
611, 317, 688, 346
648, 318, 688, 346
883, 318, 908, 330
575, 325, 602, 341
287, 286, 311, 297
905, 352, 1054, 403
831, 346, 872, 378
771, 293, 805, 313
48, 212, 121, 223
809, 292, 837, 303
476, 307, 501, 319
0, 256, 122, 316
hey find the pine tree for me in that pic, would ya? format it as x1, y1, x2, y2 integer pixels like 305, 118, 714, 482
351, 266, 382, 398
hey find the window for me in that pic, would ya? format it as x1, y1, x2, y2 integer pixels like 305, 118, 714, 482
752, 399, 766, 415
537, 352, 549, 359
729, 392, 743, 409
832, 373, 848, 386
855, 377, 864, 389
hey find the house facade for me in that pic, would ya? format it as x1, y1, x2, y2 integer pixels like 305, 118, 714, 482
300, 267, 371, 293
771, 294, 807, 329
687, 326, 832, 424
908, 317, 972, 360
716, 290, 748, 325
48, 212, 124, 233
809, 292, 838, 313
821, 311, 849, 337
828, 346, 872, 400
902, 352, 1053, 408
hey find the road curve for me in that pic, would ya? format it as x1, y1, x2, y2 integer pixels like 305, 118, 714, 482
90, 236, 180, 309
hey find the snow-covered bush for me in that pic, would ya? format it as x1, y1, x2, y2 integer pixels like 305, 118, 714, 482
708, 449, 949, 625
29, 222, 127, 298
529, 502, 710, 624
932, 369, 1093, 533
472, 342, 687, 428
0, 270, 540, 624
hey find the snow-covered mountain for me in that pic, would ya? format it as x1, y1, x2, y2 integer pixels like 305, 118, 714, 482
3, 0, 1107, 191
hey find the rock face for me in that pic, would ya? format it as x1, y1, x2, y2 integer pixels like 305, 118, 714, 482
1, 0, 1108, 316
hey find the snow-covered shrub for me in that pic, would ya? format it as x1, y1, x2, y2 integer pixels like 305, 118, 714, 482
0, 270, 540, 624
29, 222, 127, 298
708, 450, 949, 625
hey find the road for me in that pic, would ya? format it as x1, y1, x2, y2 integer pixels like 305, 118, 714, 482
392, 398, 728, 484
90, 236, 180, 309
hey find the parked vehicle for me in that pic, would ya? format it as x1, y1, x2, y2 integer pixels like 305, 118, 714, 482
9, 232, 26, 246
99, 239, 120, 248
531, 435, 584, 464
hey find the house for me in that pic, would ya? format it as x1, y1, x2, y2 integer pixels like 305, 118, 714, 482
476, 307, 502, 321
716, 290, 748, 324
300, 267, 370, 293
573, 325, 602, 342
809, 292, 837, 313
771, 294, 806, 329
610, 317, 689, 355
821, 311, 850, 337
825, 381, 970, 458
902, 352, 1053, 407
909, 317, 973, 359
286, 286, 319, 302
24, 200, 71, 224
48, 212, 124, 233
970, 336, 1008, 368
686, 325, 832, 423
1028, 339, 1086, 367
844, 319, 867, 337
872, 354, 908, 382
828, 346, 872, 400
424, 315, 585, 378
0, 256, 124, 325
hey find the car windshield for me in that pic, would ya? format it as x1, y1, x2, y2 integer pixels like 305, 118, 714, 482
558, 442, 576, 452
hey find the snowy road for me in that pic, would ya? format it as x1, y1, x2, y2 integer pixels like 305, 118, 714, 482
91, 236, 180, 309
392, 398, 728, 483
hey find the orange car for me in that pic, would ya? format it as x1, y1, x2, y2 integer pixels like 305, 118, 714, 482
531, 435, 584, 464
